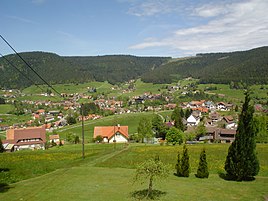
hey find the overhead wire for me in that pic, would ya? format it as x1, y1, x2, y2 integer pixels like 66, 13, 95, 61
0, 34, 61, 96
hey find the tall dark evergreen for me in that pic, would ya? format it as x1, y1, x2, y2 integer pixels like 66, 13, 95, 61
171, 106, 185, 131
180, 144, 190, 177
195, 148, 209, 178
175, 152, 182, 176
224, 92, 259, 181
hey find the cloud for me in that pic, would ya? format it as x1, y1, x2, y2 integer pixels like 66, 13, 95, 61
126, 0, 181, 17
6, 15, 38, 25
129, 0, 268, 56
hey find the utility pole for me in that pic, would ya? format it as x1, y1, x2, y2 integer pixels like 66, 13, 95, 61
81, 103, 85, 159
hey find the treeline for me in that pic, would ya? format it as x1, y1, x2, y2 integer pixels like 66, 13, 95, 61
1, 46, 267, 89
0, 52, 170, 89
141, 46, 268, 85
64, 55, 170, 85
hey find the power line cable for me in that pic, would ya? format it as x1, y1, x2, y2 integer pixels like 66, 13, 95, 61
0, 52, 45, 92
0, 34, 61, 96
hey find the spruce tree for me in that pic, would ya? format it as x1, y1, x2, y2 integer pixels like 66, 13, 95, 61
175, 151, 182, 176
180, 144, 190, 177
0, 138, 5, 153
224, 92, 259, 181
195, 148, 209, 178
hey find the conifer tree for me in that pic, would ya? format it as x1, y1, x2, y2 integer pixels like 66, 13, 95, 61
224, 92, 259, 181
175, 151, 182, 176
195, 148, 209, 178
0, 138, 5, 153
180, 144, 190, 177
171, 106, 185, 131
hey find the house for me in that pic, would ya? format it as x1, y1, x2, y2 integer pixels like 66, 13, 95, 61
223, 116, 237, 129
209, 112, 221, 122
93, 125, 129, 143
218, 129, 236, 143
2, 126, 46, 151
217, 102, 233, 111
204, 127, 236, 143
186, 114, 200, 126
204, 101, 216, 110
49, 134, 63, 145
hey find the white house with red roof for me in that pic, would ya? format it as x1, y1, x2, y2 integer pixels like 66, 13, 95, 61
93, 125, 129, 143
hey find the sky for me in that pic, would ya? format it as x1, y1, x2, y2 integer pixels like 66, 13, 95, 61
1, 0, 268, 57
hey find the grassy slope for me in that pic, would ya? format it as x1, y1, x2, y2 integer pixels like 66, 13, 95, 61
95, 144, 268, 177
0, 144, 267, 201
0, 143, 126, 184
0, 105, 14, 114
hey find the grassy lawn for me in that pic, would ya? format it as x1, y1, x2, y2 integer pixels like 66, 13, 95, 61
0, 143, 125, 184
0, 104, 14, 114
95, 143, 268, 177
198, 84, 268, 104
0, 167, 268, 201
22, 81, 113, 95
0, 114, 32, 126
0, 144, 267, 201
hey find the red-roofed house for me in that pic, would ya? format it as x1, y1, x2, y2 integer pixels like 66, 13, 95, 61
3, 126, 46, 151
49, 134, 64, 145
93, 125, 129, 143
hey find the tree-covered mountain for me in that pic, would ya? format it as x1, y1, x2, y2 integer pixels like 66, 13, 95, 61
141, 46, 268, 84
0, 46, 267, 89
0, 52, 170, 89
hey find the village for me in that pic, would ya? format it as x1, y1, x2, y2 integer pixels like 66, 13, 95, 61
0, 81, 248, 152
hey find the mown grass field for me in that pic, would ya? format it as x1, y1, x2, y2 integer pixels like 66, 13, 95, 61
95, 143, 268, 177
0, 143, 126, 184
198, 84, 268, 103
0, 104, 14, 114
0, 143, 267, 201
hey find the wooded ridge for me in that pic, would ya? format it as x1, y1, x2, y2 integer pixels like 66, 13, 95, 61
0, 46, 267, 89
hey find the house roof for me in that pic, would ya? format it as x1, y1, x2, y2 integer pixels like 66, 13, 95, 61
5, 126, 46, 145
93, 125, 129, 140
49, 134, 60, 140
223, 116, 234, 124
220, 129, 236, 135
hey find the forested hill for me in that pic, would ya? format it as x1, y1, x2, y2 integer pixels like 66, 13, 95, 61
0, 47, 267, 89
0, 52, 170, 89
141, 46, 268, 84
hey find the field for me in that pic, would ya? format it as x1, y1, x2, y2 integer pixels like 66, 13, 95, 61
0, 144, 268, 201
198, 84, 268, 104
0, 104, 14, 114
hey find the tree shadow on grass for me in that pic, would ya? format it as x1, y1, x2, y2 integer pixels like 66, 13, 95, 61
0, 168, 10, 172
218, 172, 255, 182
0, 168, 12, 193
0, 183, 12, 193
131, 189, 167, 200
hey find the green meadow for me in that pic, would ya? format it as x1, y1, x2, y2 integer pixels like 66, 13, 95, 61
0, 143, 268, 201
0, 104, 14, 114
